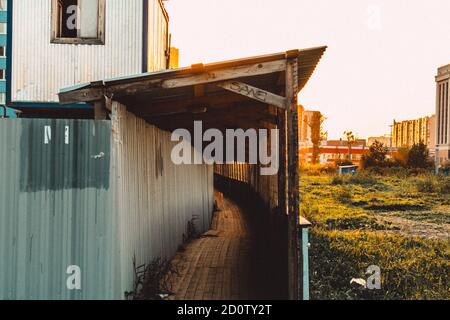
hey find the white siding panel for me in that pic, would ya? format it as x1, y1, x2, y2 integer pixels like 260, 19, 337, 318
12, 0, 144, 103
147, 0, 167, 72
111, 102, 214, 295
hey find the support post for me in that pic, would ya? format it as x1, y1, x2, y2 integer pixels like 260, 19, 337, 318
278, 108, 287, 216
285, 51, 300, 300
94, 98, 107, 120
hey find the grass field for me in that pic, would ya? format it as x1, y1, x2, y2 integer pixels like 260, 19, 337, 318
301, 168, 450, 300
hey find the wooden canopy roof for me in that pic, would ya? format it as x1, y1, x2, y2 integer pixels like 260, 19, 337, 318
59, 46, 326, 132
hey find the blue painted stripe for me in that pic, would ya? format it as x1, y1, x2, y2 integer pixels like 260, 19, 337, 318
0, 58, 6, 69
302, 228, 310, 300
0, 81, 6, 92
9, 102, 93, 110
1, 107, 17, 118
0, 11, 6, 22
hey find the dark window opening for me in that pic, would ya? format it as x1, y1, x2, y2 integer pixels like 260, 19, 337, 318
57, 0, 78, 38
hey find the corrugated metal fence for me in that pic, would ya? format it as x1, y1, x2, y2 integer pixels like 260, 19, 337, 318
0, 112, 213, 299
0, 119, 115, 299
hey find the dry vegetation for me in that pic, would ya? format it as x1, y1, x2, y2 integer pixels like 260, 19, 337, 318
301, 166, 450, 300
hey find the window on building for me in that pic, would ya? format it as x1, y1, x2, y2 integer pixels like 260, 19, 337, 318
0, 69, 5, 80
51, 0, 105, 44
0, 23, 6, 34
0, 46, 5, 57
0, 0, 6, 11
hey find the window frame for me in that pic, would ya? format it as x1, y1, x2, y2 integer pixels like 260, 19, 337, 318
50, 0, 106, 45
0, 46, 5, 57
0, 69, 5, 80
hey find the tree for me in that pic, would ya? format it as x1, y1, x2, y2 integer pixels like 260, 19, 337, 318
343, 131, 357, 161
361, 140, 389, 168
407, 142, 430, 168
309, 112, 326, 164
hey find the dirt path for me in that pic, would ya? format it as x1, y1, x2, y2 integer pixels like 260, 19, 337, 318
378, 215, 450, 240
166, 192, 258, 300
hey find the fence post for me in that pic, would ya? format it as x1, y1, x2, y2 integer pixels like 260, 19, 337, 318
299, 218, 311, 300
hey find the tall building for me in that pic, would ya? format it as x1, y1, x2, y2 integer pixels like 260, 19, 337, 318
298, 106, 323, 163
298, 106, 322, 145
436, 64, 450, 167
392, 115, 436, 155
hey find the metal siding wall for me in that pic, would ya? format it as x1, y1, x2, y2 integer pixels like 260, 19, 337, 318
0, 118, 119, 300
12, 0, 144, 103
215, 163, 278, 210
111, 102, 214, 295
147, 0, 167, 72
0, 109, 214, 299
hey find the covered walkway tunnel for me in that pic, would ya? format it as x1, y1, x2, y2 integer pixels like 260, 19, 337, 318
59, 46, 327, 300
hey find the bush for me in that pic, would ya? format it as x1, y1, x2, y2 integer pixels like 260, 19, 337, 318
361, 141, 389, 169
438, 177, 450, 194
331, 175, 344, 185
407, 143, 432, 169
415, 176, 437, 193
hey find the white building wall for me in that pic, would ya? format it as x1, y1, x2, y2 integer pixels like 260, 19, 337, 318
11, 0, 144, 103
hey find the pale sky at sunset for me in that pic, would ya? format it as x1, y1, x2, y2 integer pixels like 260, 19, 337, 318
164, 0, 450, 140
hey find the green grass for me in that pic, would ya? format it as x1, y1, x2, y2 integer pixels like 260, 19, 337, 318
301, 171, 450, 300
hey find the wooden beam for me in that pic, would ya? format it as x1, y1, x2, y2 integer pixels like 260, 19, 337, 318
106, 59, 286, 97
286, 55, 300, 300
217, 80, 287, 109
278, 108, 287, 217
129, 91, 251, 117
59, 87, 105, 104
94, 99, 107, 120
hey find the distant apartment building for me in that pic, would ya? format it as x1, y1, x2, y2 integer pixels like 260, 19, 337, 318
436, 64, 450, 167
298, 106, 323, 163
368, 136, 391, 148
300, 138, 369, 165
298, 107, 321, 143
392, 115, 436, 155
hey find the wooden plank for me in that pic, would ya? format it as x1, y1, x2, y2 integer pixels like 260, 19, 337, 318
58, 87, 105, 104
277, 108, 287, 217
217, 81, 287, 109
60, 59, 286, 105
130, 92, 251, 117
286, 55, 300, 300
94, 99, 107, 120
106, 59, 286, 96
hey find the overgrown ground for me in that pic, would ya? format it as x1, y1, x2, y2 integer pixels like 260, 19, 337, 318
301, 168, 450, 300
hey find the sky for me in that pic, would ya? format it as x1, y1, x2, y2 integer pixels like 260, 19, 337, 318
164, 0, 450, 140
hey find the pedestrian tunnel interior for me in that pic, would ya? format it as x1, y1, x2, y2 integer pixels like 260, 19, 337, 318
58, 47, 327, 300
